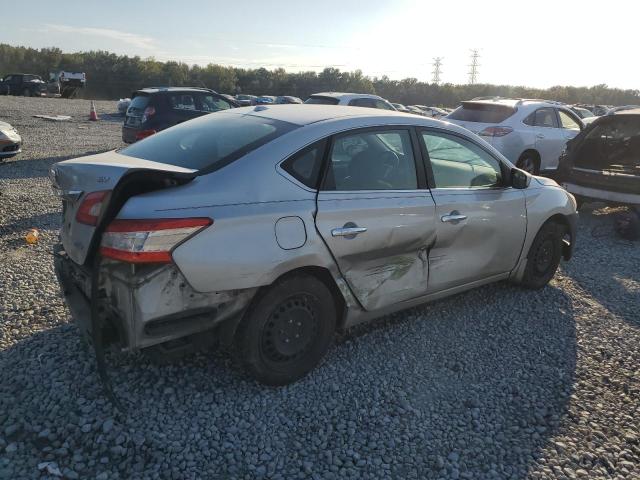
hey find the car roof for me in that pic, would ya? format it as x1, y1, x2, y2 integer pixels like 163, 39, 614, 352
309, 92, 385, 101
220, 104, 460, 127
463, 97, 567, 109
136, 87, 216, 94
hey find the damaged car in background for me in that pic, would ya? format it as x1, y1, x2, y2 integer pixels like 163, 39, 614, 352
51, 105, 577, 386
557, 107, 640, 209
0, 120, 22, 159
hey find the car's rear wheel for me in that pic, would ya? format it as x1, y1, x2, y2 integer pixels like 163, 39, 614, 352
520, 221, 564, 289
234, 274, 336, 385
517, 152, 539, 175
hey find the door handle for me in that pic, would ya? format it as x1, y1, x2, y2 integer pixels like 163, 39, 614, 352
441, 212, 467, 224
536, 133, 545, 139
331, 226, 367, 237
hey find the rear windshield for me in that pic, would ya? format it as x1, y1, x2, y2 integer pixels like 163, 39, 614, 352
448, 103, 516, 123
305, 96, 340, 105
120, 113, 297, 172
128, 94, 150, 114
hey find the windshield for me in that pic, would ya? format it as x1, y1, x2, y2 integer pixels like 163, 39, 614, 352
305, 96, 340, 105
120, 113, 298, 172
448, 103, 516, 123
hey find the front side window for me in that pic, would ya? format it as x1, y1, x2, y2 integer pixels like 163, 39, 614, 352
374, 99, 394, 110
422, 131, 502, 188
198, 94, 231, 112
323, 130, 418, 191
558, 110, 581, 130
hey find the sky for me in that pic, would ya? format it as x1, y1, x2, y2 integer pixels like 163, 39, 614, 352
1, 0, 639, 89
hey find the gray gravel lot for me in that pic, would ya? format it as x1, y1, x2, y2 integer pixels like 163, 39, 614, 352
1, 96, 639, 480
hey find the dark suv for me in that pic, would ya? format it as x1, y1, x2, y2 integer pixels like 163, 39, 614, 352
0, 73, 47, 96
122, 87, 238, 143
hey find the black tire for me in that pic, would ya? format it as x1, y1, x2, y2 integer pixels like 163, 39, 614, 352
574, 195, 584, 211
520, 221, 564, 289
234, 275, 336, 385
517, 152, 539, 175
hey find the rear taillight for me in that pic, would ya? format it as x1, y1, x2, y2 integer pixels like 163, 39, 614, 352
76, 190, 110, 226
99, 218, 212, 264
135, 129, 156, 140
478, 126, 513, 137
141, 106, 156, 123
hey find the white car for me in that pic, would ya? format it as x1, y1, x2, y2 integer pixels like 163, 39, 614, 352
446, 98, 584, 174
416, 106, 448, 118
0, 121, 22, 159
305, 92, 396, 110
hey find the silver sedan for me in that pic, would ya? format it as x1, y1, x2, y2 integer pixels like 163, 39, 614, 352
51, 105, 578, 385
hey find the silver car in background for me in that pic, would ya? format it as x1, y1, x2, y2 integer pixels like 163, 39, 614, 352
51, 105, 577, 385
446, 98, 584, 174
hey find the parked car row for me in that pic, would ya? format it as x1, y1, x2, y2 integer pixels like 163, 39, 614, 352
232, 94, 303, 106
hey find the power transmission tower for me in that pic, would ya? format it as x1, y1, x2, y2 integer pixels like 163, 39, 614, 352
432, 57, 443, 84
468, 49, 480, 84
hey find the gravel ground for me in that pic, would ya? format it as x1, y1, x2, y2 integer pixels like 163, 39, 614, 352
1, 96, 639, 480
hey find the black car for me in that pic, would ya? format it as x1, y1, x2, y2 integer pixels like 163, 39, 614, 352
122, 87, 238, 143
0, 73, 47, 96
557, 108, 640, 208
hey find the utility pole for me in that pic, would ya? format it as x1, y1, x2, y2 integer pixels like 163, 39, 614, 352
468, 49, 480, 84
432, 57, 443, 85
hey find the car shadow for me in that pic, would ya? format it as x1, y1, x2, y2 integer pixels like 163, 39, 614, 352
562, 205, 639, 328
0, 279, 577, 478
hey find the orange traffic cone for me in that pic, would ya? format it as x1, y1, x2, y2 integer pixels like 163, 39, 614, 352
89, 101, 99, 121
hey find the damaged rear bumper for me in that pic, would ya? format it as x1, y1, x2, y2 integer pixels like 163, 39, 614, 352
54, 244, 256, 351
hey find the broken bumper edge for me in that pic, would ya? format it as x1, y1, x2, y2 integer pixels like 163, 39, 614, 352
54, 244, 257, 353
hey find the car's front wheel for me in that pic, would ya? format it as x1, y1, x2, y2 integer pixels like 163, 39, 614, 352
234, 274, 336, 385
520, 221, 564, 289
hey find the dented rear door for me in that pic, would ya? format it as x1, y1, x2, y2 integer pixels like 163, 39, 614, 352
315, 128, 436, 311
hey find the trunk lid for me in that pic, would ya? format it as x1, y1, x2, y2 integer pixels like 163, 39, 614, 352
50, 150, 196, 265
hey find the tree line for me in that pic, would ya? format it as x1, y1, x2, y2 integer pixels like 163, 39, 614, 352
1, 43, 639, 106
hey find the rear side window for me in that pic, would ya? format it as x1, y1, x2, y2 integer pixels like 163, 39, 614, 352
120, 114, 298, 172
170, 94, 196, 110
524, 108, 558, 128
348, 98, 376, 108
305, 96, 339, 105
281, 140, 327, 188
323, 130, 418, 191
448, 103, 515, 123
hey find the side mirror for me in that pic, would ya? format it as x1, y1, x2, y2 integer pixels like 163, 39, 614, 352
511, 168, 531, 189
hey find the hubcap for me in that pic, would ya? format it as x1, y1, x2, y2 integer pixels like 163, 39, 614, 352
534, 239, 554, 273
261, 295, 318, 362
